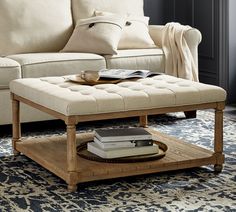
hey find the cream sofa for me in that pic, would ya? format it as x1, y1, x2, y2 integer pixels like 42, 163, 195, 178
0, 0, 201, 125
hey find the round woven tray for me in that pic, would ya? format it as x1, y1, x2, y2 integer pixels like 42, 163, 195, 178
77, 140, 167, 163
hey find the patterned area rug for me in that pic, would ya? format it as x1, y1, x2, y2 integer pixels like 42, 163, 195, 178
0, 111, 235, 211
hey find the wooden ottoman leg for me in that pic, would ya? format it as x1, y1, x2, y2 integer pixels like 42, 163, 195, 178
66, 124, 78, 191
11, 93, 21, 155
139, 115, 148, 128
184, 110, 197, 119
214, 103, 225, 173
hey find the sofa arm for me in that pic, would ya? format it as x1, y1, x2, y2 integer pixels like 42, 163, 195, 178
149, 25, 202, 71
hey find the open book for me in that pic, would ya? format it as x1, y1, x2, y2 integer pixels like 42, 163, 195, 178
99, 69, 160, 79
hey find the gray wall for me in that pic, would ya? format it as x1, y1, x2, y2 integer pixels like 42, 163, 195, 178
229, 0, 236, 102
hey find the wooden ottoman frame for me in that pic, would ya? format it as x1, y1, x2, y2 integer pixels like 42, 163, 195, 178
11, 92, 225, 191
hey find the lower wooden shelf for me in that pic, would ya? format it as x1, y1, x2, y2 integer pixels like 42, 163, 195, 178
15, 130, 217, 185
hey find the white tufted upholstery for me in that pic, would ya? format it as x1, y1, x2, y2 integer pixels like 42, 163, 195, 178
10, 75, 226, 116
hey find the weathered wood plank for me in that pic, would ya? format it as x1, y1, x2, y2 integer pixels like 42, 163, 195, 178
16, 132, 215, 184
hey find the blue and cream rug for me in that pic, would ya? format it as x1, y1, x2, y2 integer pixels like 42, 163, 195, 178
0, 111, 235, 211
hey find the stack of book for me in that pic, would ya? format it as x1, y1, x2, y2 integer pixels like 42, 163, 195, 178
87, 128, 159, 159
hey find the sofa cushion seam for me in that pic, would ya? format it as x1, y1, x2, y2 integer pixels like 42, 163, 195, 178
19, 58, 105, 67
0, 65, 20, 68
105, 54, 163, 60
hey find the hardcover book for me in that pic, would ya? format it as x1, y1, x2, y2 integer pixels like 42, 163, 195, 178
94, 137, 135, 149
94, 128, 152, 142
94, 137, 154, 150
87, 142, 159, 159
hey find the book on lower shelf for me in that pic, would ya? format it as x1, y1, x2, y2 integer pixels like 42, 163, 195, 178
87, 142, 159, 159
94, 137, 154, 150
99, 69, 160, 79
94, 127, 152, 142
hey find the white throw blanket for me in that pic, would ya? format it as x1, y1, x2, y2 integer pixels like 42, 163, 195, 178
162, 22, 199, 81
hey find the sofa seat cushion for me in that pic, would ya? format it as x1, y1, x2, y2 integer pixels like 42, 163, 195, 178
72, 0, 144, 22
7, 53, 106, 78
10, 75, 226, 116
0, 58, 21, 89
104, 48, 165, 72
0, 0, 73, 56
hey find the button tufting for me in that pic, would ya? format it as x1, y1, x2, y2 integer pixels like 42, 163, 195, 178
129, 85, 150, 91
58, 83, 74, 88
94, 84, 115, 89
40, 77, 65, 85
80, 91, 94, 95
69, 85, 96, 92
105, 87, 121, 93
141, 82, 155, 86
177, 82, 192, 87
166, 80, 180, 84
10, 75, 227, 117
155, 86, 166, 89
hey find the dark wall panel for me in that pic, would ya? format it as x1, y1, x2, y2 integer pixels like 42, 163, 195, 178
194, 0, 219, 86
144, 0, 173, 25
174, 0, 193, 25
229, 0, 236, 102
195, 0, 215, 59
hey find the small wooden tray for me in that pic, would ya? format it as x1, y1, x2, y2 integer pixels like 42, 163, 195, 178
77, 140, 167, 163
68, 75, 121, 85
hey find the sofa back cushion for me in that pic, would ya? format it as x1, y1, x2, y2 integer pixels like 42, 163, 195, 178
0, 0, 73, 56
72, 0, 144, 23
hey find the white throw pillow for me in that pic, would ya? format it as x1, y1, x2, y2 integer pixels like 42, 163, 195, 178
0, 0, 73, 56
71, 0, 144, 23
61, 15, 126, 55
95, 11, 156, 49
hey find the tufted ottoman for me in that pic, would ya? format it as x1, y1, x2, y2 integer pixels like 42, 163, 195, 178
10, 75, 226, 191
